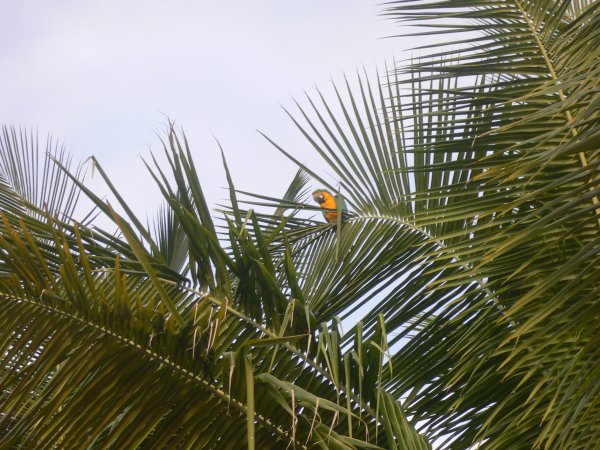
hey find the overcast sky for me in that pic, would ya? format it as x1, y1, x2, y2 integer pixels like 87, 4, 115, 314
1, 1, 429, 224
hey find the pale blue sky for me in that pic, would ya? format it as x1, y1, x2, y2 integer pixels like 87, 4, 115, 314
1, 1, 430, 222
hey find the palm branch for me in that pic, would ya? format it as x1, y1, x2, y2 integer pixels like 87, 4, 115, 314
0, 127, 429, 449
239, 1, 600, 448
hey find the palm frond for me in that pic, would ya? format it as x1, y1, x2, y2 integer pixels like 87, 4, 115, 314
253, 4, 600, 441
0, 127, 429, 448
0, 125, 87, 223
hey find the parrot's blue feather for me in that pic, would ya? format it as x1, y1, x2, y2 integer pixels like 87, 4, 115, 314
334, 194, 348, 212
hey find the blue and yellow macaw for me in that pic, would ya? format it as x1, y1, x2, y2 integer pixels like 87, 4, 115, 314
312, 189, 348, 223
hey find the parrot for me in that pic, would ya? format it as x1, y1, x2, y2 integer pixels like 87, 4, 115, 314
312, 189, 348, 223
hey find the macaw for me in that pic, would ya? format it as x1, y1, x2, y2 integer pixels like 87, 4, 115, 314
312, 189, 348, 223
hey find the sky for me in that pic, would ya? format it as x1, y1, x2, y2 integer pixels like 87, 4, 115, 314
0, 1, 428, 225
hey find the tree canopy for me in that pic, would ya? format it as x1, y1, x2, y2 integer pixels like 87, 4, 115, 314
1, 1, 600, 449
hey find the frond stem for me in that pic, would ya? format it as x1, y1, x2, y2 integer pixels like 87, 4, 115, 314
0, 291, 308, 450
349, 214, 516, 327
512, 0, 600, 226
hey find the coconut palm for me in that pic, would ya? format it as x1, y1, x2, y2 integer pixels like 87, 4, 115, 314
1, 0, 600, 449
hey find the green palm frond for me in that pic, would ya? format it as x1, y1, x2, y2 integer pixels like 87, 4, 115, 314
0, 125, 86, 222
0, 127, 428, 449
240, 2, 600, 448
151, 199, 189, 274
251, 71, 502, 448
383, 2, 600, 447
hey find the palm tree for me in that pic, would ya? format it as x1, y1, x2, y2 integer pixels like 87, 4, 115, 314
1, 1, 599, 449
0, 126, 429, 449
253, 2, 600, 446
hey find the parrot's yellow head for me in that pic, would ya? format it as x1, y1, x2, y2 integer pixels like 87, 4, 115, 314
312, 189, 326, 204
